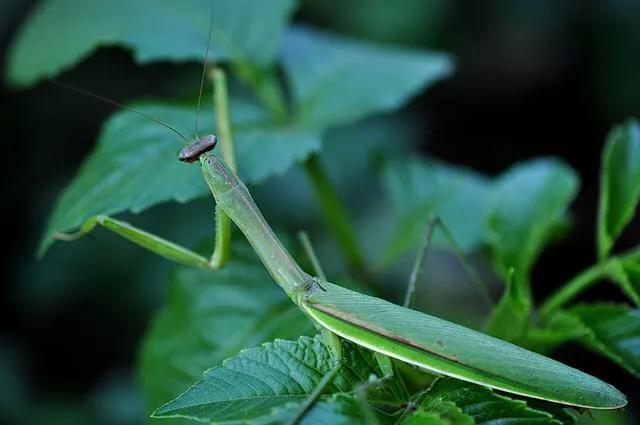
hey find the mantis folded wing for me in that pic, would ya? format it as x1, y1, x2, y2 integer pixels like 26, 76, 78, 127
199, 150, 627, 410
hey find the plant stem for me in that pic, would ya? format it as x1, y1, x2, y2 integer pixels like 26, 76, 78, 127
404, 217, 436, 309
303, 155, 368, 277
298, 230, 327, 281
539, 244, 640, 318
208, 67, 237, 269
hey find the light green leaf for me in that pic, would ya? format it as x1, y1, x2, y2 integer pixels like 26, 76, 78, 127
7, 0, 296, 86
252, 393, 395, 425
380, 155, 492, 264
281, 26, 453, 129
486, 158, 579, 296
605, 259, 640, 307
139, 243, 313, 421
571, 303, 640, 378
597, 119, 640, 259
486, 271, 531, 342
153, 334, 406, 423
403, 378, 563, 425
39, 100, 321, 255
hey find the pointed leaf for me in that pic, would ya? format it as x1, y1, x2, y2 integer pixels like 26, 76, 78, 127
486, 158, 579, 294
304, 281, 626, 409
139, 243, 313, 419
597, 119, 640, 259
381, 156, 492, 264
7, 0, 296, 86
570, 303, 640, 378
605, 259, 640, 307
153, 334, 406, 422
281, 26, 453, 129
486, 271, 531, 342
39, 100, 321, 255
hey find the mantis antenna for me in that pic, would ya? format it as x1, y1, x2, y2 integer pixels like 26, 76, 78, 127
194, 0, 214, 140
49, 79, 191, 145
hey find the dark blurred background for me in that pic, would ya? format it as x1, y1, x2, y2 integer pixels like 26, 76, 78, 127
1, 0, 639, 423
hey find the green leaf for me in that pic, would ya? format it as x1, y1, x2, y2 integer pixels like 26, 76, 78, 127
138, 243, 313, 421
402, 378, 563, 425
571, 303, 640, 378
153, 334, 407, 423
252, 393, 395, 425
597, 119, 640, 259
39, 100, 321, 255
380, 156, 492, 264
305, 281, 626, 409
7, 0, 296, 86
605, 259, 640, 307
281, 26, 453, 129
486, 271, 531, 342
486, 158, 579, 295
522, 312, 588, 354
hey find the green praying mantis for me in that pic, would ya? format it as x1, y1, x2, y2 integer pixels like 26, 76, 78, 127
54, 118, 627, 414
47, 7, 627, 421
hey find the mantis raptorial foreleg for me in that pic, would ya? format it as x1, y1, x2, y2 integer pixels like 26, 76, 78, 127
55, 215, 216, 270
403, 215, 494, 309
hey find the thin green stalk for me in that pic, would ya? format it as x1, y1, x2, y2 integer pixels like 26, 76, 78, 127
435, 217, 494, 309
287, 362, 341, 425
539, 244, 640, 319
404, 218, 436, 309
298, 230, 327, 281
304, 155, 368, 277
208, 67, 237, 269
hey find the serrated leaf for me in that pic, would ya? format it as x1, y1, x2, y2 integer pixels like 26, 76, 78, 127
486, 272, 531, 342
597, 119, 640, 259
403, 378, 562, 425
252, 393, 395, 425
486, 158, 579, 296
605, 259, 640, 307
153, 334, 407, 423
281, 26, 453, 129
39, 100, 321, 255
380, 156, 492, 265
7, 0, 296, 86
138, 243, 313, 422
571, 303, 640, 378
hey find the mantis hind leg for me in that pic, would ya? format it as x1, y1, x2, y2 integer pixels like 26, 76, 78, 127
403, 215, 494, 309
55, 215, 214, 270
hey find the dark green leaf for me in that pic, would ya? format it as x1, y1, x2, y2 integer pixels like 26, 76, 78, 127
7, 0, 296, 86
153, 334, 406, 422
522, 312, 588, 354
252, 393, 395, 425
486, 158, 579, 295
281, 26, 453, 129
486, 271, 531, 342
380, 156, 492, 264
403, 378, 562, 425
597, 119, 640, 259
605, 259, 640, 307
139, 243, 313, 421
39, 100, 321, 255
571, 303, 640, 378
